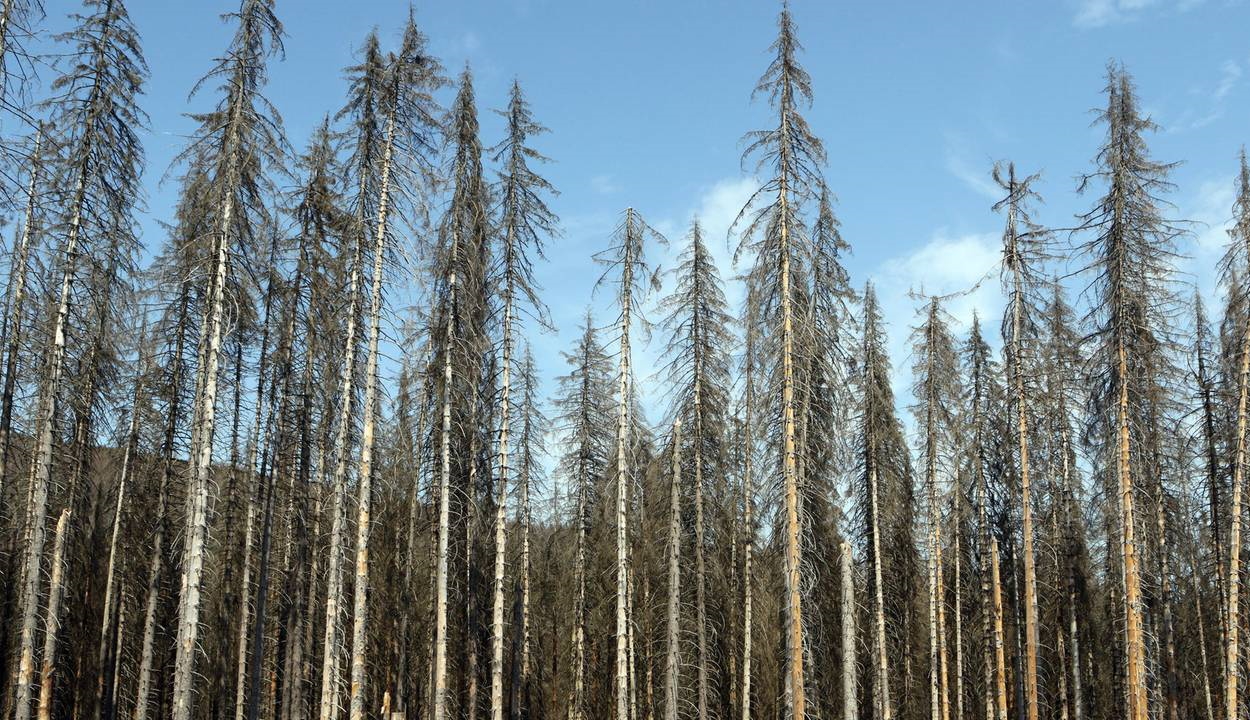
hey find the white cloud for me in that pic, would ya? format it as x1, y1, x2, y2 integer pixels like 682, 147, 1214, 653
1073, 0, 1161, 27
590, 174, 620, 195
1073, 0, 1212, 27
871, 232, 1004, 400
630, 176, 760, 418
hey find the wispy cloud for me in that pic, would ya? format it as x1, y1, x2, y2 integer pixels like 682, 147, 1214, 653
1182, 175, 1235, 307
590, 174, 619, 195
1073, 0, 1210, 28
1171, 59, 1241, 132
1215, 59, 1242, 101
944, 134, 999, 200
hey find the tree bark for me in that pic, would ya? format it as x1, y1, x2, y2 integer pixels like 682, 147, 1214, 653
349, 105, 398, 720
842, 542, 857, 720
1226, 291, 1250, 720
432, 274, 456, 720
35, 510, 71, 720
664, 422, 682, 720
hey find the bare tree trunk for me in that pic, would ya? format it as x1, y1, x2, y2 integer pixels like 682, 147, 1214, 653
0, 127, 42, 489
740, 437, 754, 720
491, 265, 515, 720
517, 404, 532, 719
953, 478, 964, 720
35, 510, 71, 720
664, 422, 681, 720
1009, 257, 1039, 720
319, 191, 370, 720
1116, 343, 1146, 720
1196, 566, 1216, 720
627, 565, 638, 720
614, 213, 636, 720
991, 542, 1007, 720
842, 542, 857, 720
777, 153, 805, 720
1226, 297, 1250, 720
11, 160, 87, 720
233, 478, 259, 720
432, 275, 457, 720
173, 88, 245, 717
96, 360, 146, 720
569, 429, 587, 720
693, 365, 709, 720
349, 107, 397, 720
869, 465, 892, 720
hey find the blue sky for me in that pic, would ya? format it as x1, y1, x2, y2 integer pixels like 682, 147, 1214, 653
32, 0, 1250, 423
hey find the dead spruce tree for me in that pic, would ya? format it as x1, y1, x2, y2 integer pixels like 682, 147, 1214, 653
488, 78, 557, 720
910, 297, 961, 720
1075, 63, 1185, 720
507, 346, 548, 720
0, 126, 43, 493
345, 20, 442, 720
1220, 148, 1250, 720
317, 34, 387, 720
1041, 283, 1091, 720
856, 284, 916, 720
993, 161, 1048, 720
594, 207, 664, 720
733, 9, 829, 716
7, 1, 145, 717
657, 218, 733, 720
552, 312, 615, 720
166, 1, 285, 717
430, 66, 493, 720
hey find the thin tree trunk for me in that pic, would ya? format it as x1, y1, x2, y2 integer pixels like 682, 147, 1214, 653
233, 475, 259, 720
741, 430, 754, 720
96, 355, 146, 720
1008, 233, 1039, 720
664, 422, 681, 720
693, 357, 709, 720
614, 212, 636, 720
569, 424, 587, 720
991, 542, 1008, 720
173, 84, 245, 719
869, 464, 892, 720
1226, 290, 1250, 720
491, 262, 515, 720
35, 510, 71, 720
1196, 564, 1216, 720
319, 187, 370, 720
953, 478, 964, 720
842, 542, 857, 720
432, 274, 456, 720
0, 127, 42, 490
777, 142, 805, 720
11, 154, 89, 720
349, 106, 397, 720
1117, 342, 1146, 720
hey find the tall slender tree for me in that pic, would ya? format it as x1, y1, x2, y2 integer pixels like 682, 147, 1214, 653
169, 3, 284, 718
488, 78, 557, 720
594, 207, 664, 720
8, 2, 146, 717
1075, 63, 1184, 720
734, 9, 828, 716
993, 161, 1048, 720
658, 218, 733, 720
